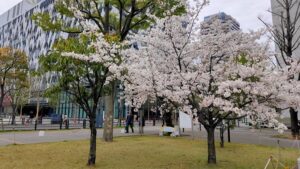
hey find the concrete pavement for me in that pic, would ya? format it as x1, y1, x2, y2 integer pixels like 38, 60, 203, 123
0, 126, 159, 146
0, 125, 299, 149
188, 126, 300, 149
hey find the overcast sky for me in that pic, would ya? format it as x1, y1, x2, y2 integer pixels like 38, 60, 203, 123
0, 0, 273, 31
0, 0, 22, 15
199, 0, 272, 32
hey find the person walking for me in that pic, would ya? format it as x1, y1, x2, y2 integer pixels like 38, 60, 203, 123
125, 112, 134, 133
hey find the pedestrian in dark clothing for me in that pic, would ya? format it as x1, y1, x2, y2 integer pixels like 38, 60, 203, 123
125, 113, 134, 133
136, 113, 145, 134
162, 112, 174, 127
138, 115, 145, 127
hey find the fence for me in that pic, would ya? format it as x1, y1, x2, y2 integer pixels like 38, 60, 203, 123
0, 117, 158, 131
0, 117, 90, 131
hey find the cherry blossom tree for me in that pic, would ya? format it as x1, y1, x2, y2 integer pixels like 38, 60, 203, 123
59, 0, 297, 165
56, 0, 186, 165
120, 3, 289, 164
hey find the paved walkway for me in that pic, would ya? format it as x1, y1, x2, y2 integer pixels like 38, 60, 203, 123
188, 126, 300, 149
0, 126, 158, 146
0, 125, 299, 149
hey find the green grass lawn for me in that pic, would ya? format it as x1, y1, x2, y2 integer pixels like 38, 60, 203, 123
0, 136, 298, 169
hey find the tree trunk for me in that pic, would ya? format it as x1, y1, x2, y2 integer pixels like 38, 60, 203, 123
11, 114, 15, 125
103, 95, 114, 142
206, 127, 217, 164
35, 90, 40, 126
0, 105, 3, 116
87, 117, 97, 166
139, 109, 144, 135
20, 105, 24, 125
0, 94, 4, 116
153, 115, 156, 126
20, 105, 23, 118
290, 108, 299, 138
220, 126, 224, 148
118, 100, 122, 127
11, 105, 17, 125
227, 120, 231, 142
0, 83, 4, 116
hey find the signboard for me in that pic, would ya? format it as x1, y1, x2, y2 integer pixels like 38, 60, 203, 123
179, 111, 192, 128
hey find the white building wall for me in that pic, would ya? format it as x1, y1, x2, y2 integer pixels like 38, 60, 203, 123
271, 0, 300, 60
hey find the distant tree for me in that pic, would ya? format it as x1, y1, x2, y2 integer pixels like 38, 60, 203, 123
28, 73, 45, 127
0, 48, 28, 121
8, 74, 29, 124
13, 84, 30, 120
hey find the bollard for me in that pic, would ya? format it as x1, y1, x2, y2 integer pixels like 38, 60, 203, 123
65, 119, 69, 129
220, 126, 224, 148
83, 119, 86, 129
297, 157, 300, 169
22, 117, 25, 125
59, 119, 62, 130
1, 118, 4, 131
34, 120, 37, 131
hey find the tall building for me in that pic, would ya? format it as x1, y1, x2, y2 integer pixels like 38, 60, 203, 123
201, 12, 240, 35
0, 0, 126, 125
0, 0, 59, 71
0, 0, 57, 117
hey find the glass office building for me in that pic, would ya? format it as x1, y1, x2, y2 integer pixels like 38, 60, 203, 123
0, 0, 126, 126
201, 12, 240, 35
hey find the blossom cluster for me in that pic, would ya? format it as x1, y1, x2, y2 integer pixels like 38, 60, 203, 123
120, 3, 297, 131
61, 0, 299, 132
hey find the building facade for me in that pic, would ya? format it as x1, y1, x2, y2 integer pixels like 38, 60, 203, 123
0, 0, 126, 126
201, 12, 240, 35
271, 0, 300, 61
0, 0, 59, 71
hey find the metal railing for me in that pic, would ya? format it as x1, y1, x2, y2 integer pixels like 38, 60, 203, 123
0, 116, 160, 131
0, 117, 90, 131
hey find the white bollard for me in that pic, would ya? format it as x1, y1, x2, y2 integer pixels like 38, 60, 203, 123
38, 131, 45, 137
297, 157, 300, 169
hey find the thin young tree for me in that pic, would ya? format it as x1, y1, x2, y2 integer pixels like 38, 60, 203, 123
11, 83, 30, 122
28, 73, 45, 130
39, 36, 110, 165
8, 73, 29, 125
0, 48, 28, 118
